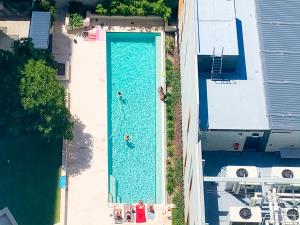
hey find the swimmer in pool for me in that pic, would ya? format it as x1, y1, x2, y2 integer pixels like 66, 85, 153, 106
118, 91, 122, 100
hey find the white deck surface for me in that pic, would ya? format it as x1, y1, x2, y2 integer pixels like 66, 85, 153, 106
67, 38, 112, 225
205, 0, 269, 130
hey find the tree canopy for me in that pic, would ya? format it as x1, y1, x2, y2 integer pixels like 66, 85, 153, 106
0, 38, 73, 140
95, 0, 171, 21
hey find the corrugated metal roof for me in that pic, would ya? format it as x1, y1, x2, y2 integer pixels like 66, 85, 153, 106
29, 11, 50, 49
256, 0, 300, 130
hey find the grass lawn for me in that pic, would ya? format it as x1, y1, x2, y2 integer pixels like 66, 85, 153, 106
0, 134, 62, 225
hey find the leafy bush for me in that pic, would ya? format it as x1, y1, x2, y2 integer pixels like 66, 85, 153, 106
172, 71, 181, 102
167, 105, 174, 119
167, 164, 175, 194
167, 139, 173, 147
167, 120, 174, 129
167, 127, 174, 140
166, 36, 175, 55
174, 159, 183, 185
166, 59, 174, 86
167, 177, 175, 194
172, 190, 185, 225
95, 3, 108, 15
33, 0, 56, 23
67, 1, 88, 17
69, 13, 83, 30
167, 111, 174, 121
167, 145, 174, 157
165, 93, 174, 106
167, 164, 174, 178
167, 159, 171, 166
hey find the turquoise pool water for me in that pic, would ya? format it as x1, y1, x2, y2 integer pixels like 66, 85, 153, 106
107, 32, 162, 203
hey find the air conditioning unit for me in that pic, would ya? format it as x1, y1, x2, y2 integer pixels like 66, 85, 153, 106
271, 167, 300, 192
228, 207, 262, 225
226, 166, 260, 193
280, 207, 300, 225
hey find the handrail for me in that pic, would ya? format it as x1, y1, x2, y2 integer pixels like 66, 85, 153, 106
108, 192, 114, 203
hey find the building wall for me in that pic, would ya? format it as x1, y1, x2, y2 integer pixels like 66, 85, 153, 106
203, 130, 300, 152
266, 130, 300, 152
204, 130, 264, 151
180, 0, 205, 224
184, 143, 205, 225
178, 0, 185, 39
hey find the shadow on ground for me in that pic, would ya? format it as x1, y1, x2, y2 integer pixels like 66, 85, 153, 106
66, 116, 94, 177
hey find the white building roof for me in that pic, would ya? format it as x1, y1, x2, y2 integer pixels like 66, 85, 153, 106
196, 0, 238, 56
201, 0, 269, 130
29, 11, 51, 49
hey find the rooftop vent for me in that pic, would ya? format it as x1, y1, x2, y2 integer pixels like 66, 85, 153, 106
287, 209, 299, 221
236, 168, 248, 177
239, 208, 252, 219
282, 169, 294, 178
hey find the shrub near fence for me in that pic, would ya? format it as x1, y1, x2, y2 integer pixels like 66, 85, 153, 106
165, 56, 184, 225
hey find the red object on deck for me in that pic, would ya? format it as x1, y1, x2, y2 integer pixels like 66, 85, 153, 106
135, 204, 146, 223
88, 32, 97, 40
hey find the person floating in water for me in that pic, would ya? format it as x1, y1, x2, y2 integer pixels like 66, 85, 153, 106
124, 135, 130, 142
118, 91, 123, 100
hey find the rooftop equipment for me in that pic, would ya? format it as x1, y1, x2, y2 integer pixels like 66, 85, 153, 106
271, 167, 300, 193
226, 166, 260, 193
228, 207, 262, 225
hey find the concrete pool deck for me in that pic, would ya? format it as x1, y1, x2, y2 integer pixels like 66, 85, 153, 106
65, 33, 169, 225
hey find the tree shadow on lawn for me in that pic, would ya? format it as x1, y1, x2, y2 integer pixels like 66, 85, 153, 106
65, 116, 93, 177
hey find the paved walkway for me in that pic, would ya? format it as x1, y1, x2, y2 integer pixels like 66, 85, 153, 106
52, 6, 71, 69
66, 38, 112, 225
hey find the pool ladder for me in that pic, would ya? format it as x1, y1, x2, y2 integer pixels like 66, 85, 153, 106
109, 175, 122, 203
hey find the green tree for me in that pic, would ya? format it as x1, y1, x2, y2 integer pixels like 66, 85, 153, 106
0, 38, 72, 139
11, 38, 57, 68
20, 60, 73, 140
67, 1, 88, 17
33, 0, 56, 23
165, 0, 178, 10
95, 3, 108, 15
151, 0, 171, 20
165, 36, 175, 55
95, 0, 171, 20
0, 50, 24, 135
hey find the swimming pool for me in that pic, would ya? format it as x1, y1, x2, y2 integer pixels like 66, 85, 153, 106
107, 32, 162, 204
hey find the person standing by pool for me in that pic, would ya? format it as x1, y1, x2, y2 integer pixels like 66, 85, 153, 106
158, 86, 165, 102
